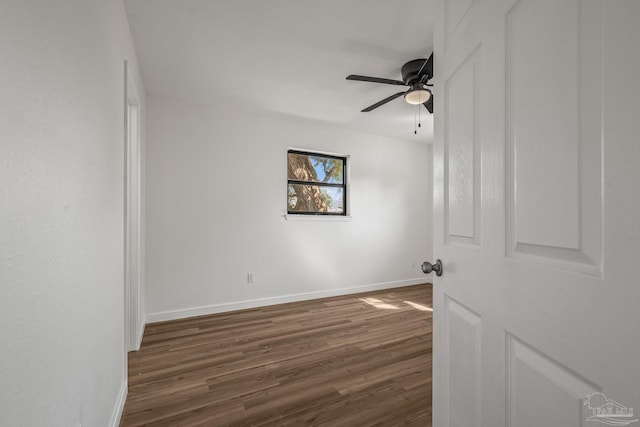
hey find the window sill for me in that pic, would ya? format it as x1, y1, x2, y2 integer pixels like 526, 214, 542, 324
285, 214, 353, 222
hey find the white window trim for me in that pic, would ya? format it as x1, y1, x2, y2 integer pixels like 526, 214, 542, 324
285, 214, 353, 222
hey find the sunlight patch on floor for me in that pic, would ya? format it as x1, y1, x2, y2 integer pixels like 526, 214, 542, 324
404, 300, 433, 312
359, 297, 400, 310
358, 297, 433, 312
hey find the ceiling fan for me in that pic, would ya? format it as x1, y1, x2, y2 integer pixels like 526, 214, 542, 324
346, 53, 434, 113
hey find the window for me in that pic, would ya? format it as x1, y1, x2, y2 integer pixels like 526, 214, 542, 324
287, 150, 347, 215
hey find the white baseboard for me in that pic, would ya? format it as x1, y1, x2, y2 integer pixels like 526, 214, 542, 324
135, 319, 145, 351
109, 379, 127, 427
146, 278, 430, 324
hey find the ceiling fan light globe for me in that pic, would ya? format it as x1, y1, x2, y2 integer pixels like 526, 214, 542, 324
404, 88, 432, 105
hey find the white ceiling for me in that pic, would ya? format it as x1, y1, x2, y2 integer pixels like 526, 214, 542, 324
124, 0, 434, 142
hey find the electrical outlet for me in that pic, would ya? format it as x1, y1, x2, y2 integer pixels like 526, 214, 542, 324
247, 272, 255, 284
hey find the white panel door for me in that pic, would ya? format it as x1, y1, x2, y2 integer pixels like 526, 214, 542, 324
431, 1, 640, 426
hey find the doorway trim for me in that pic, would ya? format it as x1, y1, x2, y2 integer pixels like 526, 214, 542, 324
125, 60, 143, 352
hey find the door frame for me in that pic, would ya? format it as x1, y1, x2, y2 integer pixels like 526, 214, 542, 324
124, 60, 143, 352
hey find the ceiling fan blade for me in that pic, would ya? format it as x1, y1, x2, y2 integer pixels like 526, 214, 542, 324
418, 53, 434, 82
362, 91, 406, 112
346, 75, 406, 86
423, 95, 434, 114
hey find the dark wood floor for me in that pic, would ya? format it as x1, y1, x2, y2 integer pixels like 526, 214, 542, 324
120, 284, 432, 426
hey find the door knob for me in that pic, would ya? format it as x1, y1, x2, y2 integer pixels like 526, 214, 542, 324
421, 259, 443, 276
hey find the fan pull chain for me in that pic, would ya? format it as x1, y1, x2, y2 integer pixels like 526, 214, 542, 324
414, 107, 418, 134
418, 100, 422, 128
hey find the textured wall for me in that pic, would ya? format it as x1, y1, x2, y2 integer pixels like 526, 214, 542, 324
0, 1, 145, 425
145, 95, 432, 319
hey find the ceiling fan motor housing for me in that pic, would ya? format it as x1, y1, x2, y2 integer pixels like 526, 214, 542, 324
401, 58, 431, 84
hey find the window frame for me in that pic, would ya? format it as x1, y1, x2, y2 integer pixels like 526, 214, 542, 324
287, 149, 348, 216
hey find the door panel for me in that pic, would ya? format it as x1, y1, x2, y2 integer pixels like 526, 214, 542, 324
506, 335, 599, 427
433, 1, 640, 426
444, 297, 482, 426
506, 0, 603, 274
445, 48, 481, 248
508, 0, 581, 250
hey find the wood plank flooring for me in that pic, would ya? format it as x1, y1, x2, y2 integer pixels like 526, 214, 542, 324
120, 284, 432, 426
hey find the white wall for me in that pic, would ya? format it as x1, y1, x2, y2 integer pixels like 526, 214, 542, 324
146, 95, 432, 321
0, 1, 145, 426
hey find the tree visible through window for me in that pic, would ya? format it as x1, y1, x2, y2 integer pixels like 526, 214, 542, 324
287, 150, 347, 215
